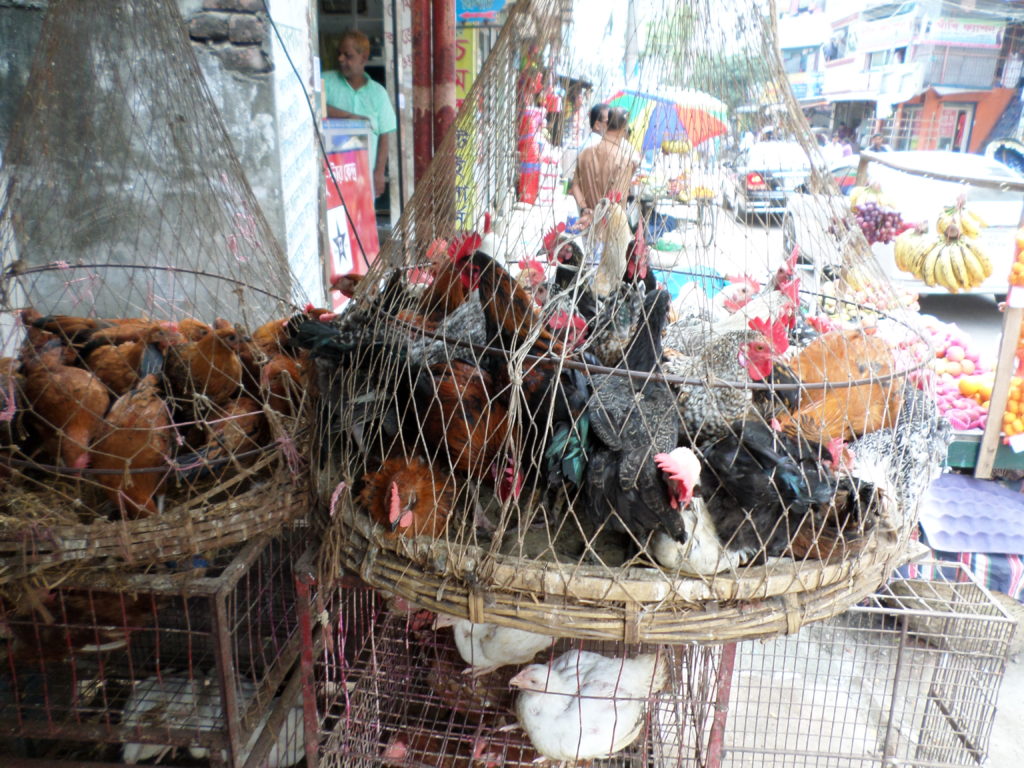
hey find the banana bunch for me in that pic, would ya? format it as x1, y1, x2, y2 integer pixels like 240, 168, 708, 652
893, 223, 932, 275
936, 195, 987, 238
848, 181, 898, 211
661, 139, 691, 155
909, 224, 993, 292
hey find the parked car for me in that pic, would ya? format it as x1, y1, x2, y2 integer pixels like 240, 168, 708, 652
721, 141, 814, 219
783, 150, 1024, 297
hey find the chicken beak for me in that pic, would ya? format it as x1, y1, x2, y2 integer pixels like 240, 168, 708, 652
432, 613, 456, 630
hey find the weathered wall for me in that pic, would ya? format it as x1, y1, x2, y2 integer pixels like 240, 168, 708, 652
0, 0, 322, 305
0, 1, 45, 158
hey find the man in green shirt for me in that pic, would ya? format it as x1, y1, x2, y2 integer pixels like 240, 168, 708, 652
323, 29, 397, 195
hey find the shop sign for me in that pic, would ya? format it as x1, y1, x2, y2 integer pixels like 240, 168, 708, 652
322, 122, 380, 309
455, 29, 477, 109
455, 0, 506, 23
853, 13, 915, 53
918, 17, 1005, 49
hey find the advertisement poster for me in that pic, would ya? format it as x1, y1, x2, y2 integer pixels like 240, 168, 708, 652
455, 29, 477, 109
322, 121, 380, 309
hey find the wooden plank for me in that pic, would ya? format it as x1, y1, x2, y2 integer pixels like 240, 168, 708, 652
975, 305, 1024, 478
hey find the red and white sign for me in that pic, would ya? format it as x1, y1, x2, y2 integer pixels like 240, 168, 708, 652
323, 144, 380, 310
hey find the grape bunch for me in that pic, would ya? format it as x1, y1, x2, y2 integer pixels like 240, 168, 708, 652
853, 200, 904, 245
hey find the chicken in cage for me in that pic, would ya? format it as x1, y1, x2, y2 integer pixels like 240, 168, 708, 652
300, 562, 1015, 768
0, 533, 305, 767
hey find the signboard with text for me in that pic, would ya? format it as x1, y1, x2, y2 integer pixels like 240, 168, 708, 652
322, 120, 380, 310
919, 17, 1005, 49
455, 28, 477, 109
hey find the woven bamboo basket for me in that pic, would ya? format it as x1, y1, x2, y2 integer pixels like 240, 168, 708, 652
320, 476, 906, 644
0, 445, 309, 585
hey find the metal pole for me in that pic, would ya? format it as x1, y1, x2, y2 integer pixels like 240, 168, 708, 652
412, 0, 433, 183
707, 641, 738, 768
431, 0, 456, 150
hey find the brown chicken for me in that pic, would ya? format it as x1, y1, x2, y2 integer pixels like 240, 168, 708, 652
90, 375, 173, 518
775, 329, 902, 444
26, 312, 167, 348
456, 251, 565, 356
177, 317, 213, 341
358, 456, 455, 539
413, 359, 510, 479
162, 319, 243, 412
21, 341, 110, 469
250, 306, 331, 357
381, 726, 533, 768
180, 395, 266, 479
260, 353, 308, 415
84, 326, 181, 396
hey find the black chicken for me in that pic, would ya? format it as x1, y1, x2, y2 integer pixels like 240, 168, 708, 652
651, 420, 878, 574
582, 289, 684, 544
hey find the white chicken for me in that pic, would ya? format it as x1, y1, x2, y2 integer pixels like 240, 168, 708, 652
433, 613, 554, 676
509, 648, 669, 763
121, 676, 206, 764
121, 675, 303, 767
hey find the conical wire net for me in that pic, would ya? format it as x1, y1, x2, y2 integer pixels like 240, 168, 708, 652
307, 0, 951, 643
0, 0, 311, 582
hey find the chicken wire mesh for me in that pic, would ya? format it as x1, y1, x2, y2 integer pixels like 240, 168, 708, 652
297, 563, 1014, 768
0, 532, 305, 767
0, 0, 315, 581
303, 0, 950, 643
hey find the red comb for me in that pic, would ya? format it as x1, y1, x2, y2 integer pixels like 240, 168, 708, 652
448, 231, 482, 262
542, 222, 567, 258
748, 316, 790, 354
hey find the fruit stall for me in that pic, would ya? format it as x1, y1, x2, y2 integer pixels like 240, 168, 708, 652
853, 150, 1024, 475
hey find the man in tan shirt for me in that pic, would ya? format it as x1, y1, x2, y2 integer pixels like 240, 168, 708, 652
571, 107, 640, 225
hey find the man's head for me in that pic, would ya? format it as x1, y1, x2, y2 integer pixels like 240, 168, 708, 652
870, 133, 885, 148
337, 29, 370, 80
589, 103, 610, 134
607, 107, 630, 134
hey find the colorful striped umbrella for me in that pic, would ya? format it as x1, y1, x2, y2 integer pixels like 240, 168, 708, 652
609, 88, 728, 154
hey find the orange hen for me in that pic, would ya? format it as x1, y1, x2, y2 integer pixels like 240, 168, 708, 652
90, 375, 173, 518
162, 319, 243, 411
776, 329, 903, 444
84, 326, 181, 396
358, 456, 455, 539
21, 342, 110, 469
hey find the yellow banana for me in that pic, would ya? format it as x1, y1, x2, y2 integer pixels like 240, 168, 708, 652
946, 243, 971, 291
914, 239, 943, 281
893, 231, 914, 272
921, 241, 943, 286
936, 209, 957, 235
961, 239, 993, 283
957, 210, 981, 238
963, 206, 988, 229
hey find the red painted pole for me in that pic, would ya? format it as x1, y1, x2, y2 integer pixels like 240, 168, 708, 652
411, 0, 433, 184
707, 642, 738, 768
431, 0, 456, 151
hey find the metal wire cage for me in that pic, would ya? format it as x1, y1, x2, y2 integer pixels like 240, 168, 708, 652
0, 532, 305, 767
296, 562, 1015, 768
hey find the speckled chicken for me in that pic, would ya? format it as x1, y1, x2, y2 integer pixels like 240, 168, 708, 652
664, 323, 784, 442
584, 290, 683, 542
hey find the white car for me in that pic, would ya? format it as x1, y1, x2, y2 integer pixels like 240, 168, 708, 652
783, 150, 1024, 297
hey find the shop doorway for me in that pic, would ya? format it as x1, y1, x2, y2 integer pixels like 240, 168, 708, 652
937, 103, 974, 152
